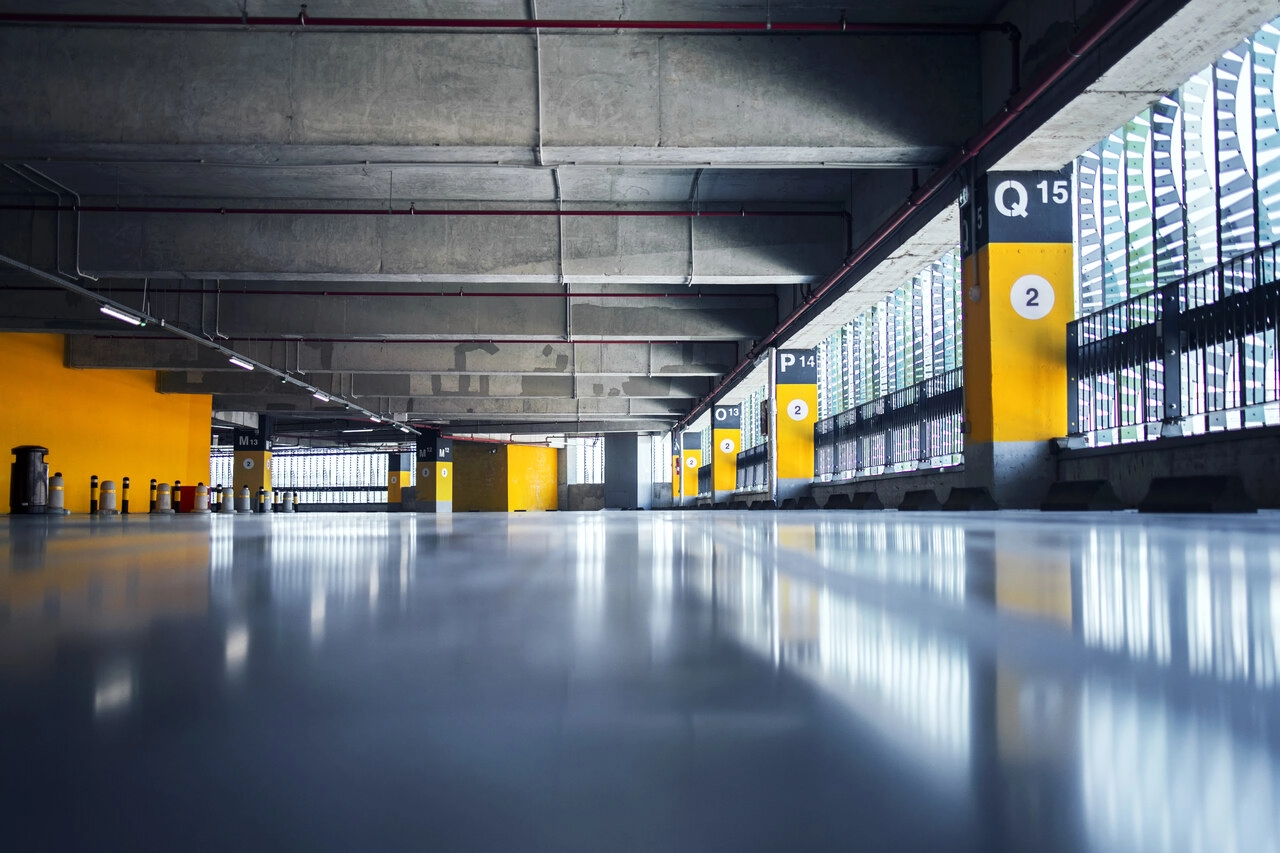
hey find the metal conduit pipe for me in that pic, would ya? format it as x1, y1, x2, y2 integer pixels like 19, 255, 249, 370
674, 0, 1147, 432
0, 251, 421, 434
1, 285, 779, 300
0, 10, 1015, 36
107, 335, 736, 346
0, 203, 846, 219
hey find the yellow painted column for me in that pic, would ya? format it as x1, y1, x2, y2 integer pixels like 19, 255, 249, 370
774, 349, 817, 502
711, 404, 741, 503
671, 441, 682, 504
387, 451, 413, 505
680, 431, 703, 504
415, 434, 453, 513
961, 169, 1074, 507
232, 429, 271, 495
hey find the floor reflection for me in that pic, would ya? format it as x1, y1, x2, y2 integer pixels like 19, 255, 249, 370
2, 511, 1280, 852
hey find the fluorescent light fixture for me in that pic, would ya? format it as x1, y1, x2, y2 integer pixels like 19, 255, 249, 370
99, 304, 143, 326
342, 428, 374, 434
228, 356, 254, 371
312, 391, 330, 402
370, 416, 383, 423
398, 426, 412, 433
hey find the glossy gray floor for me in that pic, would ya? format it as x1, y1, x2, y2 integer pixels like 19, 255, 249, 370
2, 509, 1279, 852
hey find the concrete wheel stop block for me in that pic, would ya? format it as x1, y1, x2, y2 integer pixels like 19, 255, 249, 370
942, 487, 999, 511
897, 489, 942, 511
1138, 475, 1257, 513
823, 492, 884, 510
1040, 480, 1125, 511
750, 499, 778, 510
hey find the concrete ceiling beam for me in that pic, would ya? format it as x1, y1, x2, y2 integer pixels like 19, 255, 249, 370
64, 205, 845, 281
66, 336, 742, 376
203, 395, 686, 417
157, 371, 713, 399
0, 30, 980, 166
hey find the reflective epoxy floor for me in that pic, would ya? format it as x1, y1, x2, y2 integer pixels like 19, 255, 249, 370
2, 510, 1279, 852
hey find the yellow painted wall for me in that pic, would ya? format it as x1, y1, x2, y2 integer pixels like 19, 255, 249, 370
452, 441, 559, 512
452, 441, 509, 512
712, 427, 740, 492
0, 334, 212, 514
776, 383, 818, 479
963, 243, 1074, 443
507, 445, 559, 512
681, 447, 702, 499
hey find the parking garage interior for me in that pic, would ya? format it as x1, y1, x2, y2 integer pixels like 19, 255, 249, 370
4, 1, 1280, 850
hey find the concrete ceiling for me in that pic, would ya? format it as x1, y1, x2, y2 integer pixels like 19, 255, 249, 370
0, 0, 1230, 438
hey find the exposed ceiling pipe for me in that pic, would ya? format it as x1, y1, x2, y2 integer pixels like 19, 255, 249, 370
3, 165, 98, 282
1, 284, 777, 299
674, 0, 1147, 432
100, 335, 738, 347
0, 11, 1015, 36
0, 202, 846, 219
0, 252, 421, 434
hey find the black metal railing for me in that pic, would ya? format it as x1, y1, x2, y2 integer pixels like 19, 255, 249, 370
1068, 242, 1280, 443
697, 464, 713, 497
735, 444, 769, 491
814, 368, 964, 481
211, 447, 398, 504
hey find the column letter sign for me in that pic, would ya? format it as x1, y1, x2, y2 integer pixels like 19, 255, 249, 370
961, 168, 1073, 446
712, 405, 742, 494
775, 349, 818, 483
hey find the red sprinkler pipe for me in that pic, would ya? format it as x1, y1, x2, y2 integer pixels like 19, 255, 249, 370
0, 11, 1013, 35
112, 335, 720, 346
9, 284, 776, 300
0, 203, 843, 219
675, 0, 1147, 431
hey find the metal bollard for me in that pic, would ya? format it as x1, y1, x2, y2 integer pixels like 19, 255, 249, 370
149, 479, 158, 513
235, 486, 253, 513
173, 480, 182, 513
219, 486, 236, 514
48, 472, 69, 515
290, 492, 300, 512
212, 484, 222, 512
273, 490, 282, 512
256, 487, 266, 514
121, 476, 131, 515
194, 482, 211, 513
281, 490, 295, 512
98, 480, 120, 515
154, 483, 175, 514
90, 475, 99, 514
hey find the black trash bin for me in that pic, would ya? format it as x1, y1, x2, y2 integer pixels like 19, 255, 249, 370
10, 445, 49, 515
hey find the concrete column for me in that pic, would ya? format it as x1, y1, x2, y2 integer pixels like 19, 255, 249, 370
773, 349, 818, 502
680, 431, 703, 505
387, 451, 413, 507
415, 433, 453, 513
603, 433, 653, 510
961, 169, 1074, 507
673, 437, 684, 506
711, 404, 742, 505
231, 425, 271, 497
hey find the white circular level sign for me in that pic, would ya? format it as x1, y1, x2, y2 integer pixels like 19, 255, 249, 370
720, 438, 736, 454
242, 458, 255, 470
1010, 274, 1055, 321
787, 399, 809, 421
440, 469, 449, 479
685, 456, 698, 469
421, 467, 432, 478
